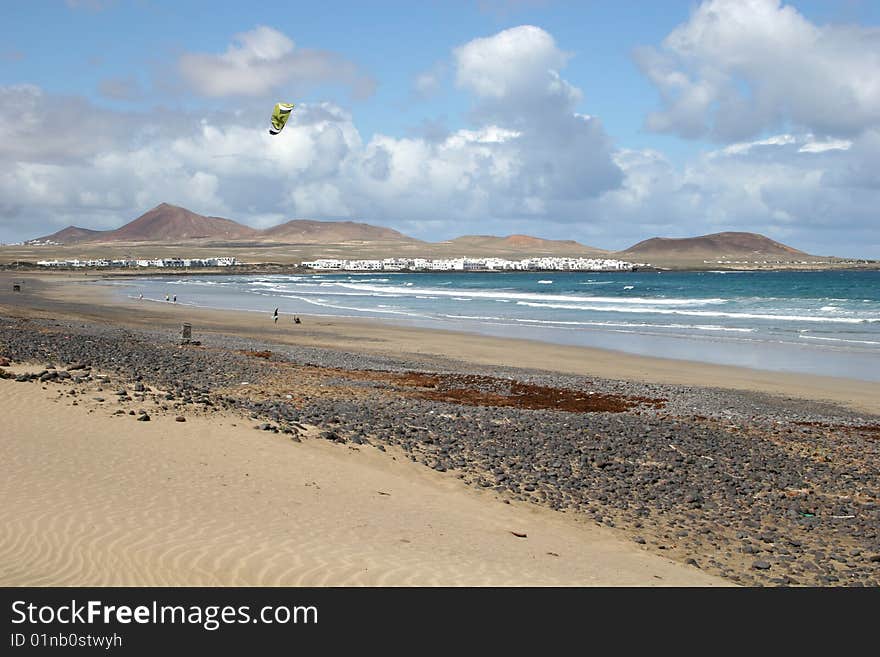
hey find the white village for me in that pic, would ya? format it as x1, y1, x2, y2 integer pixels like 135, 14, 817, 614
35, 255, 637, 271
300, 256, 636, 271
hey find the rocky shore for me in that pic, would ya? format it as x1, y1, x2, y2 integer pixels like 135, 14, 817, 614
1, 314, 878, 586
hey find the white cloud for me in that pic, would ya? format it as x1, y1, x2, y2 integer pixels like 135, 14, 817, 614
637, 0, 880, 141
0, 85, 132, 162
581, 132, 880, 255
452, 26, 622, 198
178, 26, 376, 99
454, 25, 579, 111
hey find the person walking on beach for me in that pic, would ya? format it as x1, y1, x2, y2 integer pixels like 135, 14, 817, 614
273, 307, 279, 324
165, 294, 169, 302
173, 294, 177, 303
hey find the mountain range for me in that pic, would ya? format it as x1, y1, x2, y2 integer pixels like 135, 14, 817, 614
28, 202, 813, 259
31, 203, 418, 246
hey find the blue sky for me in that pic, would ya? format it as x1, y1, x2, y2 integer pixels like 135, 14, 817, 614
3, 2, 692, 145
2, 0, 880, 256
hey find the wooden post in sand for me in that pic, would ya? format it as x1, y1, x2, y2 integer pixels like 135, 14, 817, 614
181, 323, 192, 343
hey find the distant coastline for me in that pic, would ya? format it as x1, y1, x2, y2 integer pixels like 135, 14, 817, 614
2, 261, 879, 275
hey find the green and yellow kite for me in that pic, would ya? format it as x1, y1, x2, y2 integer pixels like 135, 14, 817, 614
269, 102, 295, 135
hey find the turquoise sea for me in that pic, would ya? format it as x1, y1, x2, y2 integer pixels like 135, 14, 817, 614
115, 270, 880, 382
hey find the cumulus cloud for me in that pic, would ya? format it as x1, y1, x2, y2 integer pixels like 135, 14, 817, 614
455, 25, 579, 112
178, 26, 376, 99
453, 25, 622, 198
0, 85, 132, 162
637, 0, 880, 141
582, 132, 880, 255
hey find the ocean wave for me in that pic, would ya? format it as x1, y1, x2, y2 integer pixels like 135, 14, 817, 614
442, 314, 506, 321
442, 315, 756, 333
515, 301, 880, 323
165, 279, 225, 286
799, 335, 880, 345
330, 282, 724, 306
266, 294, 430, 318
248, 285, 403, 298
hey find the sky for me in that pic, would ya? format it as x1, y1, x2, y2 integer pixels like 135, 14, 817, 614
1, 0, 879, 256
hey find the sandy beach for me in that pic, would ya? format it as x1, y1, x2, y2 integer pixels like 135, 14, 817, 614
1, 272, 878, 587
0, 371, 725, 586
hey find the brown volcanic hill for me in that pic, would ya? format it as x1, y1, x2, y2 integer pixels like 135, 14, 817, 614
28, 225, 107, 245
447, 234, 607, 255
621, 232, 808, 258
259, 219, 418, 243
96, 203, 258, 242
